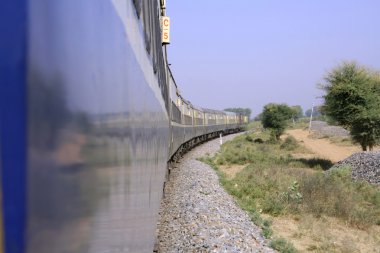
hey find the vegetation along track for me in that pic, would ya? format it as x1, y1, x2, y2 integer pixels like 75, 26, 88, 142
204, 127, 380, 253
156, 133, 275, 253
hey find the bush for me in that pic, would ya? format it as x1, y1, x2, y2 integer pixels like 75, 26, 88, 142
245, 134, 253, 142
261, 103, 293, 141
200, 130, 380, 253
270, 237, 297, 253
212, 136, 380, 227
300, 167, 380, 227
280, 136, 299, 150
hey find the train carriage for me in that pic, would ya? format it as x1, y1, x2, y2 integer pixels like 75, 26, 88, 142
0, 0, 247, 252
193, 107, 206, 137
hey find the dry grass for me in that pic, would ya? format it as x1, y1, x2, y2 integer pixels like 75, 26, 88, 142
310, 133, 354, 147
269, 214, 380, 253
201, 129, 380, 253
219, 164, 247, 179
328, 136, 355, 146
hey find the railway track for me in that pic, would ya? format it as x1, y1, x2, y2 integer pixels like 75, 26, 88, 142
157, 133, 275, 253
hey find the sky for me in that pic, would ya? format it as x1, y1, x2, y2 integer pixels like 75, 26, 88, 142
165, 0, 380, 117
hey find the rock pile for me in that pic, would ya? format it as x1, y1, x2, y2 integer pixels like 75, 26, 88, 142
333, 152, 380, 185
310, 121, 349, 137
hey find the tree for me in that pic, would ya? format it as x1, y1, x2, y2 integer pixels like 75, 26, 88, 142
305, 106, 322, 117
253, 112, 263, 121
261, 103, 293, 141
290, 105, 303, 124
224, 108, 252, 119
321, 62, 380, 151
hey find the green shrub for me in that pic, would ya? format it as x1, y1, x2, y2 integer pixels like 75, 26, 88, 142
300, 167, 380, 227
212, 137, 380, 227
262, 219, 273, 238
200, 130, 380, 252
245, 134, 254, 142
270, 237, 298, 253
261, 103, 293, 141
280, 136, 299, 150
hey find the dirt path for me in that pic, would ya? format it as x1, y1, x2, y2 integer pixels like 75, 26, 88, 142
286, 129, 362, 163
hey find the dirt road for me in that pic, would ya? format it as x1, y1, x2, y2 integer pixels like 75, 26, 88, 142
286, 129, 362, 163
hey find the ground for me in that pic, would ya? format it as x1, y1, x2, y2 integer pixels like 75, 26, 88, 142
218, 128, 380, 252
285, 129, 362, 163
267, 213, 380, 253
272, 129, 380, 252
219, 128, 363, 178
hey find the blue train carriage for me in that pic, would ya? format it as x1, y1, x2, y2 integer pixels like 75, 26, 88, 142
193, 106, 206, 138
202, 108, 217, 134
167, 68, 198, 161
168, 69, 184, 158
1, 0, 171, 252
1, 0, 248, 252
181, 99, 195, 144
169, 96, 196, 161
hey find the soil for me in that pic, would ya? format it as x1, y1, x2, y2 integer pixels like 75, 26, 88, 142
286, 129, 362, 163
266, 214, 380, 253
219, 164, 247, 179
220, 128, 364, 178
271, 129, 380, 252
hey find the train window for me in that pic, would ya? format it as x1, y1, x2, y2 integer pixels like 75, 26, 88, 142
183, 108, 193, 125
142, 1, 151, 54
171, 102, 181, 124
140, 0, 169, 111
193, 110, 203, 125
133, 0, 141, 18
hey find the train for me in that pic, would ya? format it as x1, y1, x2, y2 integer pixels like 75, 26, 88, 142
0, 0, 248, 252
167, 68, 248, 162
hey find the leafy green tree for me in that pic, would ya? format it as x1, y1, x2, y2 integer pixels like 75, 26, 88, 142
224, 107, 252, 119
253, 112, 263, 121
321, 62, 380, 151
261, 103, 293, 141
305, 106, 322, 117
290, 105, 303, 124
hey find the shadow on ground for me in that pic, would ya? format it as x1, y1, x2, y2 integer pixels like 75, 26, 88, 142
295, 158, 334, 170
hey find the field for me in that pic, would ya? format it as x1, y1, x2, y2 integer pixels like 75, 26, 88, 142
200, 123, 380, 253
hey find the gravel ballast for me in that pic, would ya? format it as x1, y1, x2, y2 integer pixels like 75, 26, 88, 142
333, 151, 380, 185
156, 134, 274, 253
310, 120, 350, 137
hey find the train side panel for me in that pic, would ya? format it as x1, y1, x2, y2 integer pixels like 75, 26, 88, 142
1, 1, 247, 252
1, 0, 170, 252
168, 72, 185, 158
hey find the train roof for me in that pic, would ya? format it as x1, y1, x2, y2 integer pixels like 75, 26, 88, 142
182, 98, 192, 106
201, 108, 227, 115
224, 111, 237, 116
191, 104, 204, 111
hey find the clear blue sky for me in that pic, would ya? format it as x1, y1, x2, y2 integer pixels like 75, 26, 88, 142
166, 0, 380, 117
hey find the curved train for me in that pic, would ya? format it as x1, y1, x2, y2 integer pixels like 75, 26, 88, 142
0, 0, 247, 252
167, 68, 248, 162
